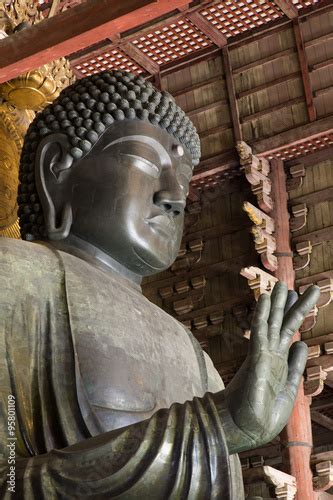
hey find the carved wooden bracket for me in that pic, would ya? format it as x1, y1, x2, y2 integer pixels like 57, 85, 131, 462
159, 275, 207, 300
240, 266, 278, 301
243, 201, 277, 271
243, 465, 297, 500
293, 240, 312, 271
171, 238, 204, 273
191, 310, 224, 338
299, 279, 333, 309
287, 163, 305, 191
299, 305, 318, 333
290, 203, 308, 232
237, 141, 273, 213
313, 461, 333, 492
232, 303, 255, 339
304, 365, 327, 397
184, 200, 202, 230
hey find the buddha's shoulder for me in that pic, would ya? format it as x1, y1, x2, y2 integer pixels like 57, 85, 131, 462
0, 238, 62, 280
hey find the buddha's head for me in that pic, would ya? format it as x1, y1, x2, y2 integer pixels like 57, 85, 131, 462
18, 70, 200, 276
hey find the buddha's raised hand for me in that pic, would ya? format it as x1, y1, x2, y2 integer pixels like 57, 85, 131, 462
220, 282, 320, 454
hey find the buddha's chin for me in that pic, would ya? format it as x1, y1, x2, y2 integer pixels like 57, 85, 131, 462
131, 245, 176, 276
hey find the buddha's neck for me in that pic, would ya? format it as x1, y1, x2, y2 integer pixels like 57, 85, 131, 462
42, 234, 143, 291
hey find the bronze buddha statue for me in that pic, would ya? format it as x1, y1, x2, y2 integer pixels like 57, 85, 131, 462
0, 70, 319, 499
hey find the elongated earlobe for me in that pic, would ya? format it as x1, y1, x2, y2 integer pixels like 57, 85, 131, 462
35, 134, 74, 240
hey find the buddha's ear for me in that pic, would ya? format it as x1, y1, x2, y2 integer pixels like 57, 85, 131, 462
35, 133, 74, 240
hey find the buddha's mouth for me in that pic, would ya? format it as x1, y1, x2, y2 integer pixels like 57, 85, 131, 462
145, 215, 177, 239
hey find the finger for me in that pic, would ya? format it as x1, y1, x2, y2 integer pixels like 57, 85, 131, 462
250, 293, 270, 354
272, 342, 308, 431
279, 286, 320, 353
268, 282, 288, 350
284, 290, 298, 314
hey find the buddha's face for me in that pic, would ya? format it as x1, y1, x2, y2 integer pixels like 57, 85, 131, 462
65, 120, 193, 276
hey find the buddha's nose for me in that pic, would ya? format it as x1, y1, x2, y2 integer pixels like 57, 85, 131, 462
153, 189, 186, 217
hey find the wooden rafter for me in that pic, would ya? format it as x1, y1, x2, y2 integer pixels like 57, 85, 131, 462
274, 0, 298, 19
120, 41, 160, 75
0, 0, 190, 83
293, 18, 316, 122
222, 46, 242, 144
311, 411, 333, 432
186, 11, 227, 48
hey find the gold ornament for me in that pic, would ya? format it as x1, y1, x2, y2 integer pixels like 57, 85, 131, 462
0, 0, 75, 111
0, 103, 33, 236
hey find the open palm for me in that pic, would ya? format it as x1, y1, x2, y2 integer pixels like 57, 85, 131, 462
223, 282, 320, 453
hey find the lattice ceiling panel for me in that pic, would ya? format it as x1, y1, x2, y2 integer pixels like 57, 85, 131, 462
265, 132, 333, 160
200, 1, 283, 38
73, 48, 144, 78
131, 19, 213, 66
291, 0, 322, 9
191, 165, 243, 191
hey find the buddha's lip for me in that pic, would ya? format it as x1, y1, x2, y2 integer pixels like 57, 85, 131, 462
145, 215, 176, 236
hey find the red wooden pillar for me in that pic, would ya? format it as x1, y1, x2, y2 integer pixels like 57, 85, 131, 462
270, 158, 317, 500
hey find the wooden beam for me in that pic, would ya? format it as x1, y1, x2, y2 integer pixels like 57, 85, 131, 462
186, 11, 227, 48
120, 41, 160, 74
222, 46, 242, 143
311, 410, 333, 432
290, 187, 333, 207
305, 31, 333, 48
311, 58, 333, 72
237, 71, 300, 99
292, 225, 333, 246
274, 0, 298, 19
187, 98, 228, 118
296, 270, 333, 287
253, 117, 333, 156
172, 75, 224, 97
232, 48, 296, 75
0, 0, 189, 83
271, 158, 315, 500
287, 146, 333, 168
293, 18, 316, 122
199, 123, 231, 139
241, 96, 304, 124
312, 395, 333, 411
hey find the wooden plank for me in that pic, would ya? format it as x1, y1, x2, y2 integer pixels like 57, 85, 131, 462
199, 123, 231, 139
232, 48, 296, 75
311, 410, 333, 432
186, 11, 227, 48
0, 0, 189, 83
311, 58, 333, 72
293, 18, 316, 122
305, 333, 333, 348
237, 71, 300, 99
296, 270, 333, 287
187, 98, 228, 118
305, 31, 333, 48
241, 96, 304, 124
290, 187, 333, 207
274, 0, 298, 19
183, 218, 251, 243
222, 46, 242, 143
172, 75, 224, 97
292, 226, 333, 246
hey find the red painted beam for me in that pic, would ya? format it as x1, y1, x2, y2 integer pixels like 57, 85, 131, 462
186, 11, 227, 48
293, 18, 316, 122
222, 46, 243, 143
274, 0, 298, 19
0, 0, 190, 83
271, 158, 315, 500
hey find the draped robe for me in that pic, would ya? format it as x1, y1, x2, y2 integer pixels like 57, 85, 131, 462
0, 238, 244, 499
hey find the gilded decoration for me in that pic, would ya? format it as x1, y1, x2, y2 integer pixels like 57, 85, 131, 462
0, 103, 33, 237
0, 0, 75, 238
0, 1, 75, 111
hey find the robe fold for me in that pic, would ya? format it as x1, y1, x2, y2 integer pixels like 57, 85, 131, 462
0, 238, 244, 499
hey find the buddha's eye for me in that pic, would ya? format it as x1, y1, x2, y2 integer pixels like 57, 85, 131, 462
120, 153, 160, 179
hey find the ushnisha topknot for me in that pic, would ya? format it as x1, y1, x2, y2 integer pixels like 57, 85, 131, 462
18, 70, 201, 240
